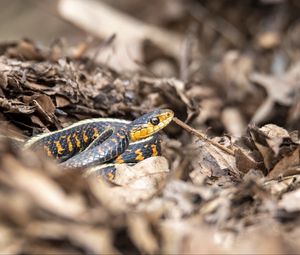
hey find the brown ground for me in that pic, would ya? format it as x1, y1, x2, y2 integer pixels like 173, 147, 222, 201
1, 0, 300, 254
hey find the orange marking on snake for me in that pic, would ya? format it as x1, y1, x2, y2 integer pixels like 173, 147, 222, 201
135, 149, 145, 161
54, 141, 64, 155
83, 131, 89, 143
107, 171, 115, 181
67, 135, 73, 152
115, 155, 124, 163
44, 145, 53, 157
151, 144, 158, 156
73, 133, 81, 148
93, 128, 100, 139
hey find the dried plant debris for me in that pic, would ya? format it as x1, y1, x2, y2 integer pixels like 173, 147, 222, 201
0, 42, 300, 253
249, 124, 300, 177
2, 0, 300, 253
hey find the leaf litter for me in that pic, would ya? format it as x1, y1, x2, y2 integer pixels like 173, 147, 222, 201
1, 0, 300, 253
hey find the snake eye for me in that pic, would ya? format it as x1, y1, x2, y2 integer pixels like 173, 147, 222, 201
150, 117, 160, 125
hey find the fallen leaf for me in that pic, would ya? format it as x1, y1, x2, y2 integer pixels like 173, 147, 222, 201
127, 214, 159, 254
234, 148, 261, 174
268, 147, 300, 178
279, 188, 300, 212
249, 124, 299, 172
2, 155, 86, 220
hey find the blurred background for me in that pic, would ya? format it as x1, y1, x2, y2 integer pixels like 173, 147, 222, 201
0, 0, 81, 43
2, 0, 300, 130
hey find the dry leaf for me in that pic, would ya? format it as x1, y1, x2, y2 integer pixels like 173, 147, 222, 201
268, 147, 300, 178
279, 188, 300, 212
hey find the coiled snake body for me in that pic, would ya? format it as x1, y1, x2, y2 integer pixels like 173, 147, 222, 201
25, 109, 174, 180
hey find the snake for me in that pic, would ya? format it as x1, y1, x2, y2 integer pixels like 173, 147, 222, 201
24, 109, 174, 180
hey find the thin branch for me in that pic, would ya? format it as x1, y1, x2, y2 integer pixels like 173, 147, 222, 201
172, 117, 235, 156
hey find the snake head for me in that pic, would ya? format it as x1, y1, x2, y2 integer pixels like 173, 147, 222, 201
129, 109, 174, 142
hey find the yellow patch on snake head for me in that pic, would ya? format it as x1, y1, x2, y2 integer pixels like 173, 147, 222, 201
140, 128, 148, 137
130, 109, 174, 141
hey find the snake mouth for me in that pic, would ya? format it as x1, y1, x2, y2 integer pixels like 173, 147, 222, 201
130, 109, 174, 141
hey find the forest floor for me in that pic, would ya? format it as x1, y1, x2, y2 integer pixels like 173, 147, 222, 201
1, 0, 300, 254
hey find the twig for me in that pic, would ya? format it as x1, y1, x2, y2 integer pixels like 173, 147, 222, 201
172, 117, 235, 156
